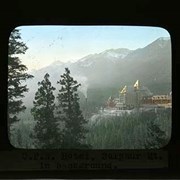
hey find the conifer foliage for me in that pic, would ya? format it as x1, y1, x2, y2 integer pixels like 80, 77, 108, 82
145, 118, 167, 149
31, 73, 60, 149
8, 29, 33, 126
56, 68, 89, 148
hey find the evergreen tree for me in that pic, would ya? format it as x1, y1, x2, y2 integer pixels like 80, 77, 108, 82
145, 118, 167, 149
31, 73, 60, 149
56, 68, 90, 148
8, 29, 33, 126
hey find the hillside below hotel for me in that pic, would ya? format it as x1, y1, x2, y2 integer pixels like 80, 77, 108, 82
104, 80, 172, 114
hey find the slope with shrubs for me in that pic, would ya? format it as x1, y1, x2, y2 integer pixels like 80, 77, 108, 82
86, 109, 171, 149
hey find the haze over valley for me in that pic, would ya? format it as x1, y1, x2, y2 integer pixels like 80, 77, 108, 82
24, 37, 171, 107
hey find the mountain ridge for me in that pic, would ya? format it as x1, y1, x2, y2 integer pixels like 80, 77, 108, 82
24, 37, 171, 106
30, 36, 170, 74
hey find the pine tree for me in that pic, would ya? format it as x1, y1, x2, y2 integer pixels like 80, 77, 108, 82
31, 73, 61, 149
8, 29, 33, 126
56, 68, 90, 148
145, 118, 167, 149
16, 129, 23, 147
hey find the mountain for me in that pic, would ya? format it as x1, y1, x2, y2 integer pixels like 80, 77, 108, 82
24, 37, 171, 107
117, 37, 171, 92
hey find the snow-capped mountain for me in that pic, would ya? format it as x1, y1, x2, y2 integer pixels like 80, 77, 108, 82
76, 48, 132, 68
24, 37, 171, 106
100, 48, 132, 59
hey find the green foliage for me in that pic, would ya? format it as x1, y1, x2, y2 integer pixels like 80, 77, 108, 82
8, 29, 33, 126
31, 73, 61, 149
145, 119, 167, 149
86, 110, 171, 149
56, 68, 90, 148
10, 120, 36, 148
145, 109, 171, 149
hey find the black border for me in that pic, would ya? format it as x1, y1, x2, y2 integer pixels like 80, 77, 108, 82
0, 1, 180, 179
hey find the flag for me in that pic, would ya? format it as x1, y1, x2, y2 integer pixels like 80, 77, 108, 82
134, 80, 140, 90
120, 85, 127, 94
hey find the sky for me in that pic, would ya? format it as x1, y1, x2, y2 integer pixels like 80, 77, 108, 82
14, 25, 170, 71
